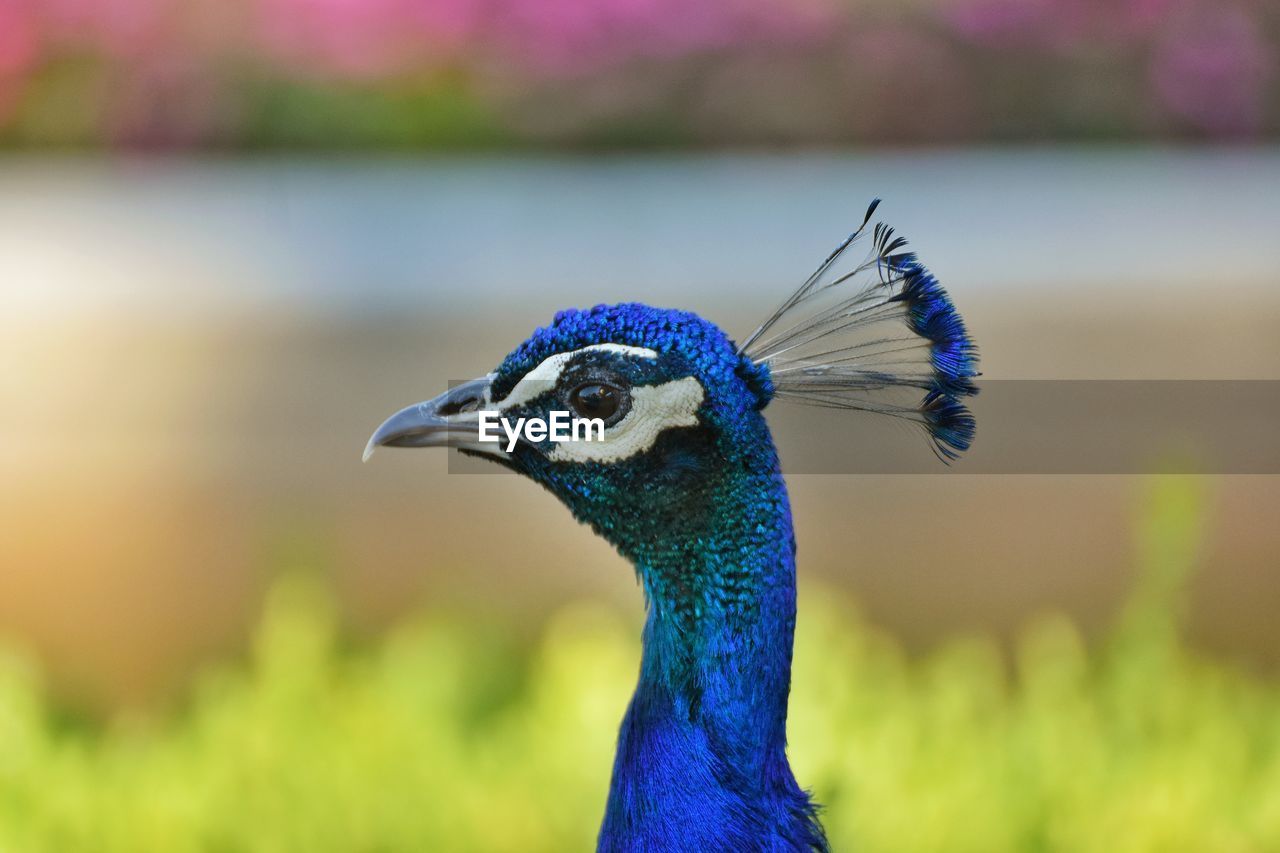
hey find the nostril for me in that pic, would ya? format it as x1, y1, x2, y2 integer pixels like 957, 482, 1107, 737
438, 393, 482, 417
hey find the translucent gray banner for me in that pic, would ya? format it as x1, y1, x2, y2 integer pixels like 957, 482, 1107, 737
443, 381, 1279, 475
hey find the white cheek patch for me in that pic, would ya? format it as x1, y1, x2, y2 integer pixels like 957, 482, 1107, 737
497, 344, 659, 412
548, 376, 704, 464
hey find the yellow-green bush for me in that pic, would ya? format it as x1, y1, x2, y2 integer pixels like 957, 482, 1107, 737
2, 479, 1277, 852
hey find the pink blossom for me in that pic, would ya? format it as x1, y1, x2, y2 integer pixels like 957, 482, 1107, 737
0, 0, 40, 76
254, 0, 484, 79
38, 0, 177, 59
0, 0, 40, 126
942, 0, 1180, 51
1150, 5, 1273, 135
944, 0, 1060, 42
494, 0, 835, 77
841, 25, 978, 142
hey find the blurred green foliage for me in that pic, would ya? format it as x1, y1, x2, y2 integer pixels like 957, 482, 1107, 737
2, 478, 1278, 852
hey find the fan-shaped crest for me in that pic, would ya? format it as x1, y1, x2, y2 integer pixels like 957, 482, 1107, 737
739, 200, 979, 460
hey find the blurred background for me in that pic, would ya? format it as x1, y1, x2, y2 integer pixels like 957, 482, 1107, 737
1, 0, 1280, 849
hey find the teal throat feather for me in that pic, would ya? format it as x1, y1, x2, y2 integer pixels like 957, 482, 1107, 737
605, 459, 817, 851
529, 373, 817, 849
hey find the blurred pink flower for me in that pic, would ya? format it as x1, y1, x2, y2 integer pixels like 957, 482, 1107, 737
1150, 5, 1273, 135
38, 0, 177, 59
495, 0, 836, 77
942, 0, 1180, 51
0, 0, 40, 76
944, 0, 1058, 41
255, 0, 484, 78
0, 0, 40, 126
0, 0, 1274, 144
841, 24, 977, 142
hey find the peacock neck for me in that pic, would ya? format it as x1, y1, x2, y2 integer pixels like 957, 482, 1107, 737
598, 459, 824, 851
633, 481, 797, 764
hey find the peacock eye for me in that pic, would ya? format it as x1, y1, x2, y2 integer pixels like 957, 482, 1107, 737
569, 382, 623, 422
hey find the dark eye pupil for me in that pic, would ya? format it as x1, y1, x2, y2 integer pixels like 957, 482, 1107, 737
571, 384, 619, 419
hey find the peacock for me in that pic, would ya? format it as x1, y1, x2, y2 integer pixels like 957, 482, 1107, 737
364, 200, 978, 851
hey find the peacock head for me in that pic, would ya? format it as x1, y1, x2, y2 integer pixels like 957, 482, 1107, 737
364, 202, 979, 558
364, 304, 779, 554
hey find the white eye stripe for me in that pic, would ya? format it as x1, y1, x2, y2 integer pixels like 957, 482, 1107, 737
497, 344, 658, 411
548, 376, 703, 464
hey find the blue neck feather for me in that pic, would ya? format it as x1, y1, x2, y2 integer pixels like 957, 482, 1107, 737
595, 435, 825, 852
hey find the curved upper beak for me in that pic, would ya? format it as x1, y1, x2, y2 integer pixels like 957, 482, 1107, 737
362, 375, 499, 462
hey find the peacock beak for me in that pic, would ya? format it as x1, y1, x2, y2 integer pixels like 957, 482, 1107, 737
362, 375, 500, 461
